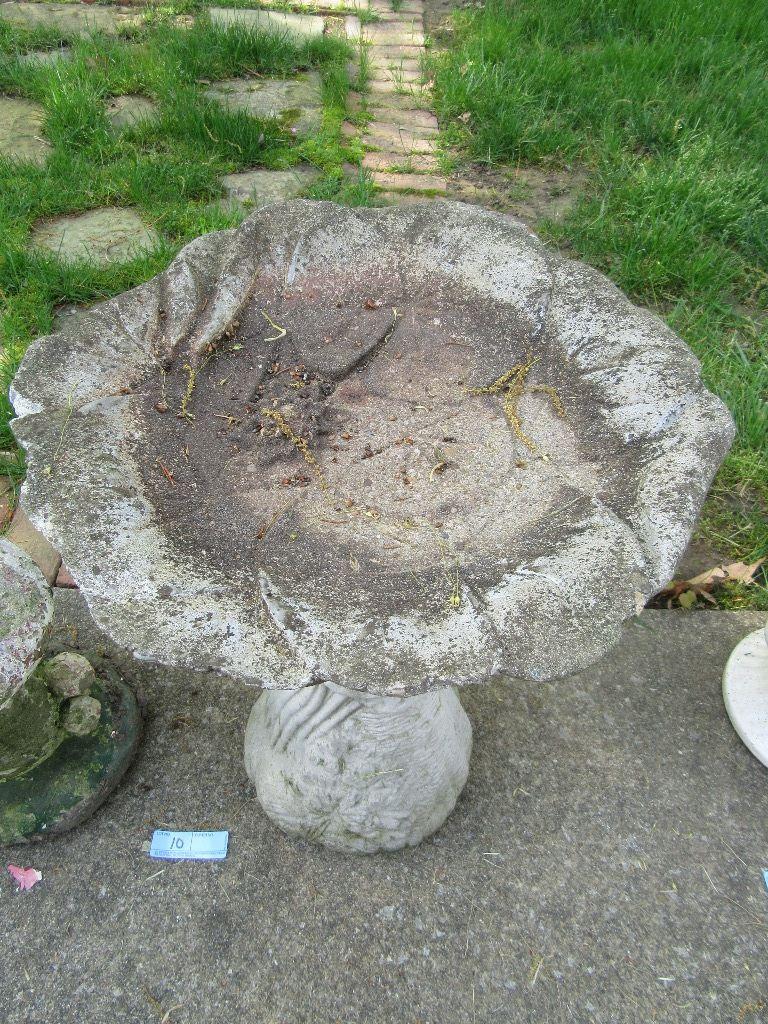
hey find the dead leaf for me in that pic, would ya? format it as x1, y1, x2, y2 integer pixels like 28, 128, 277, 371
657, 558, 765, 608
686, 559, 765, 590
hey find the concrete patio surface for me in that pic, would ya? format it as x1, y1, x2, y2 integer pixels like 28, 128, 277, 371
1, 595, 767, 1024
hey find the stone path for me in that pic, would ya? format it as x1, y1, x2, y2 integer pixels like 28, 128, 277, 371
0, 0, 446, 203
344, 0, 447, 200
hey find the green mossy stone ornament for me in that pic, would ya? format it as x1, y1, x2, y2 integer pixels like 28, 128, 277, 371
0, 671, 142, 846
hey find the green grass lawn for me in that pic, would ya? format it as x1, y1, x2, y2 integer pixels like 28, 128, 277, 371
0, 12, 370, 478
431, 0, 767, 605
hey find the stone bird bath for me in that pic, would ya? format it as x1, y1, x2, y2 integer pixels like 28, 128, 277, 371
10, 201, 734, 852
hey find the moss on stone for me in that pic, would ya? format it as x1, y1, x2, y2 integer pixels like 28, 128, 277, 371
0, 671, 64, 781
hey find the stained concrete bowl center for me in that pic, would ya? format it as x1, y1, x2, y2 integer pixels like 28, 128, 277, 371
11, 201, 734, 852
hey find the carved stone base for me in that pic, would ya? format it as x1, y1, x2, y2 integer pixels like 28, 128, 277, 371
244, 682, 472, 853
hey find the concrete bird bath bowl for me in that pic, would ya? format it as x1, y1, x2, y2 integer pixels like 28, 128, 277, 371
10, 201, 734, 851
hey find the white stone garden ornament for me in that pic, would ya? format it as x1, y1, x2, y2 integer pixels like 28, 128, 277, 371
723, 624, 768, 769
11, 201, 734, 852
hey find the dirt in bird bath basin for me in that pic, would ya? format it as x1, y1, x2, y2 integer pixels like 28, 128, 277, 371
135, 262, 610, 618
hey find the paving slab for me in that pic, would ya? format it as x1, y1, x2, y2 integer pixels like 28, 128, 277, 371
105, 94, 158, 131
17, 47, 71, 66
362, 25, 426, 45
370, 65, 423, 83
363, 149, 439, 171
220, 164, 321, 207
0, 95, 50, 164
372, 104, 439, 131
30, 207, 160, 264
365, 122, 437, 151
1, 599, 766, 1023
371, 168, 447, 191
0, 1, 142, 35
204, 72, 323, 135
367, 86, 434, 110
370, 42, 423, 59
209, 6, 324, 40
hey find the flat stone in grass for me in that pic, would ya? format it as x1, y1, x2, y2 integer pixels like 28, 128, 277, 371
0, 1, 142, 35
205, 72, 323, 135
18, 47, 72, 66
30, 208, 160, 264
209, 6, 324, 40
220, 165, 321, 208
106, 95, 158, 131
0, 96, 50, 164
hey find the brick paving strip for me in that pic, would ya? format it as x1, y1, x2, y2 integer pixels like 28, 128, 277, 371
343, 0, 447, 199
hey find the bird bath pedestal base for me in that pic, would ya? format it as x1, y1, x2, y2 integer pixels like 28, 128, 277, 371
245, 683, 472, 853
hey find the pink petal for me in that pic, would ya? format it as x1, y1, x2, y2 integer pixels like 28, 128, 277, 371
7, 864, 43, 891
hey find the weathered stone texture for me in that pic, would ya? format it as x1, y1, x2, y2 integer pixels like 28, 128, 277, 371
10, 202, 734, 697
0, 96, 50, 164
30, 207, 160, 264
205, 73, 323, 135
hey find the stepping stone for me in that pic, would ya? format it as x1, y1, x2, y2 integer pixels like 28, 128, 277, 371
18, 47, 71, 66
0, 2, 142, 35
370, 11, 423, 25
0, 96, 50, 165
30, 208, 160, 264
372, 110, 438, 134
377, 190, 434, 205
209, 7, 324, 40
205, 73, 323, 135
369, 67, 422, 84
371, 0, 424, 11
366, 27, 426, 44
368, 78, 428, 96
354, 23, 426, 46
220, 165, 321, 208
362, 150, 439, 172
370, 57, 422, 72
370, 170, 447, 193
369, 89, 435, 112
106, 95, 158, 130
365, 123, 436, 152
369, 44, 423, 60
